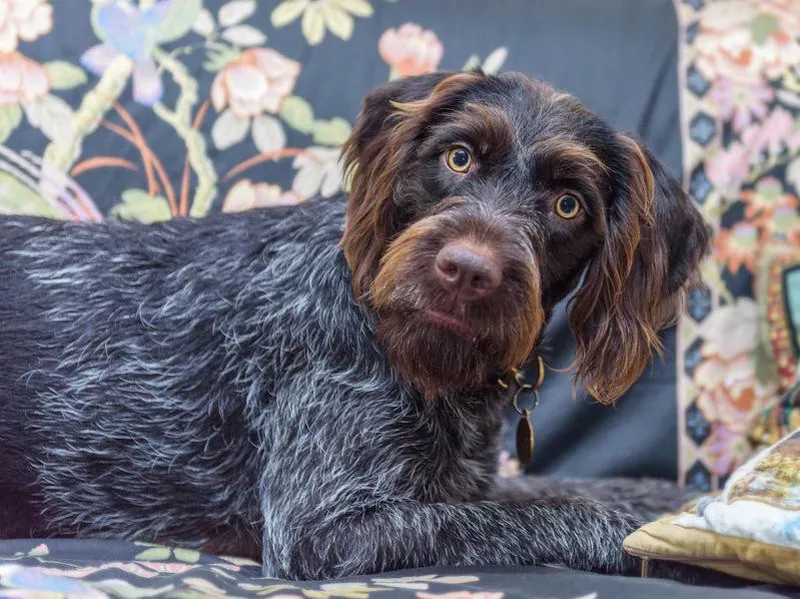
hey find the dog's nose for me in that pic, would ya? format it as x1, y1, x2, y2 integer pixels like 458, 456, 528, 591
435, 242, 502, 300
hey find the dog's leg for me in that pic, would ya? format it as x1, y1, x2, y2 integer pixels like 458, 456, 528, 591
259, 380, 709, 582
486, 476, 741, 586
262, 493, 642, 580
260, 386, 643, 580
488, 475, 701, 522
265, 486, 743, 585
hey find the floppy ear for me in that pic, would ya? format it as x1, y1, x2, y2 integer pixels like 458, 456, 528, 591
340, 71, 483, 299
568, 134, 711, 404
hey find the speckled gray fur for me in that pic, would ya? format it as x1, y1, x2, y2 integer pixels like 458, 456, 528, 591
0, 202, 709, 582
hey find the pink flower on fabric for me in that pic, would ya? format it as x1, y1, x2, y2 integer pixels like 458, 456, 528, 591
211, 48, 301, 118
379, 23, 443, 78
710, 77, 774, 132
705, 142, 752, 198
0, 51, 48, 105
741, 107, 797, 157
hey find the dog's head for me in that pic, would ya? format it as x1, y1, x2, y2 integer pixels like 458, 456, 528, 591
341, 71, 710, 402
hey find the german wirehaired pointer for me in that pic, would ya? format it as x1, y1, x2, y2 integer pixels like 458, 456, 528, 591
0, 71, 712, 581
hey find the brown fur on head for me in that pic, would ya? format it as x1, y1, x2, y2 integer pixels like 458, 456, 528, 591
341, 70, 711, 402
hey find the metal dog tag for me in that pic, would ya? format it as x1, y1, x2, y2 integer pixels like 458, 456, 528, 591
516, 409, 534, 466
497, 355, 544, 468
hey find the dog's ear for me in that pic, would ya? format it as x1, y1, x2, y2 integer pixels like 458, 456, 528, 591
341, 71, 482, 300
568, 134, 711, 404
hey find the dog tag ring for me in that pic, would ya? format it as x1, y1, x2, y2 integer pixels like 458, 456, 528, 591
498, 355, 544, 468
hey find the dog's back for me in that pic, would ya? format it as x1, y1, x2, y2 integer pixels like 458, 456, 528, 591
0, 200, 349, 555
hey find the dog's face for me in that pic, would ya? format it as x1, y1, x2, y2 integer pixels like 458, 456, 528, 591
341, 71, 710, 402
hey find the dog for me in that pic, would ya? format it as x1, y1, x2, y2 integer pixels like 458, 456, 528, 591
0, 70, 712, 582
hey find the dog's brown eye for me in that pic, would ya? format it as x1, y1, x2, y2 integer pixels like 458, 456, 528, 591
555, 194, 582, 219
446, 147, 472, 173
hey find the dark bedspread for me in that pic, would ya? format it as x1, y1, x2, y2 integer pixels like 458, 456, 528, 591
0, 539, 795, 599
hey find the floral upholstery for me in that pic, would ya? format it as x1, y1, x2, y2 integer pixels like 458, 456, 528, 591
3, 0, 800, 595
0, 0, 513, 221
676, 0, 800, 490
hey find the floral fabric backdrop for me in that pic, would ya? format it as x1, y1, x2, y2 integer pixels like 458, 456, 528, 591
676, 0, 800, 490
0, 0, 508, 221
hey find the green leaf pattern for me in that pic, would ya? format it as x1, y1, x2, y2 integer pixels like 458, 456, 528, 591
0, 105, 22, 145
112, 189, 172, 224
44, 61, 88, 90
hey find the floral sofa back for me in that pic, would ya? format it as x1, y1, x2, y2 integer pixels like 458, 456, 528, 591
3, 0, 799, 491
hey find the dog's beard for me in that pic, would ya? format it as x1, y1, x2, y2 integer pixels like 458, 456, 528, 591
376, 309, 503, 399
368, 214, 545, 400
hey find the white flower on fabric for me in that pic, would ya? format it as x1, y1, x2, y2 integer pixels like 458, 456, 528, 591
0, 0, 53, 53
292, 146, 342, 199
223, 179, 304, 212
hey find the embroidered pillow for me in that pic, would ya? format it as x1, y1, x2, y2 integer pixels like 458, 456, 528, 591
623, 428, 800, 585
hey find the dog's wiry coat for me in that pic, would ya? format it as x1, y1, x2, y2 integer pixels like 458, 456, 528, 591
0, 71, 714, 582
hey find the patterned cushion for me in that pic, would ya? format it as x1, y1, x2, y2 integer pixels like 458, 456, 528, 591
624, 428, 800, 586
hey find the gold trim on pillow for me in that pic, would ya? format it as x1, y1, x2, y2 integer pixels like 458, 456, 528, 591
624, 518, 800, 585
